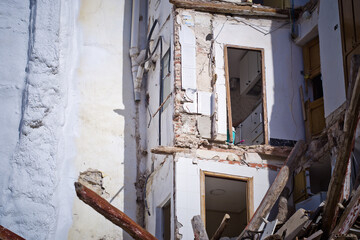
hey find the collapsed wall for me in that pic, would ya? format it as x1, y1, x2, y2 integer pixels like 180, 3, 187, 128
173, 8, 305, 150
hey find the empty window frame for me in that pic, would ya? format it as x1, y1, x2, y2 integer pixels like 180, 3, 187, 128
224, 46, 268, 145
159, 48, 171, 145
160, 49, 171, 111
200, 171, 254, 238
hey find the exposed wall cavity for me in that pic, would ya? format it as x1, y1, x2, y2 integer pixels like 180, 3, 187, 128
173, 8, 305, 147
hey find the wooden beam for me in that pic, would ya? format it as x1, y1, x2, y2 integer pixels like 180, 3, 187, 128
151, 146, 192, 155
170, 0, 289, 18
322, 67, 360, 238
305, 230, 323, 240
224, 45, 233, 143
211, 214, 230, 240
74, 182, 157, 240
331, 184, 360, 238
152, 145, 293, 158
192, 215, 209, 240
237, 140, 307, 239
276, 187, 290, 224
0, 226, 25, 240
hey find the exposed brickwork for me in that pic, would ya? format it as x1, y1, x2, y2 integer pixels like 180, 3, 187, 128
172, 9, 205, 149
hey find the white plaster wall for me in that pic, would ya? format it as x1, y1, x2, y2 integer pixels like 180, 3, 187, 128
0, 0, 137, 239
0, 0, 70, 239
318, 0, 346, 118
175, 157, 278, 239
211, 16, 305, 141
145, 156, 174, 240
0, 0, 29, 206
68, 0, 137, 239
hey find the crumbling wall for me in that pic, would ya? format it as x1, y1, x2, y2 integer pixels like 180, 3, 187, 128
78, 169, 109, 197
174, 10, 213, 148
173, 8, 306, 148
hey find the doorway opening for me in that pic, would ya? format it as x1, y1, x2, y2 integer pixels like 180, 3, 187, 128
201, 172, 253, 238
225, 46, 267, 145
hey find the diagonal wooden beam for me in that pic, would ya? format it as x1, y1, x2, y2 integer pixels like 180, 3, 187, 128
0, 226, 25, 240
237, 140, 307, 239
322, 66, 360, 238
211, 214, 230, 240
331, 184, 360, 238
74, 182, 157, 240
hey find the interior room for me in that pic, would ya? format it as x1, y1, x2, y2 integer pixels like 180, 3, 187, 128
227, 47, 264, 145
205, 175, 248, 238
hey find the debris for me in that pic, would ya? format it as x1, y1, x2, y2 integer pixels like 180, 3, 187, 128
260, 219, 278, 240
304, 229, 323, 240
331, 184, 360, 238
78, 169, 107, 196
74, 182, 157, 240
237, 140, 307, 239
322, 59, 360, 238
192, 215, 209, 240
275, 208, 309, 240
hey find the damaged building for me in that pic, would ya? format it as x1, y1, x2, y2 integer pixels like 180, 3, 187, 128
1, 0, 360, 239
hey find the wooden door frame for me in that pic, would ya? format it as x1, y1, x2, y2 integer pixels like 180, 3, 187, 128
200, 170, 254, 227
224, 45, 269, 144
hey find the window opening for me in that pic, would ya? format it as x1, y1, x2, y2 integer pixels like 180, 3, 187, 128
160, 49, 171, 111
311, 74, 323, 100
204, 175, 250, 238
159, 48, 171, 145
155, 199, 171, 240
226, 47, 265, 145
302, 37, 325, 139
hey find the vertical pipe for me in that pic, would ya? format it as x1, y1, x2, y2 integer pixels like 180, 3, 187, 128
130, 0, 140, 51
130, 0, 141, 101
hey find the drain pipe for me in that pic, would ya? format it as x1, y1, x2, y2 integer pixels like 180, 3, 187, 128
130, 0, 145, 101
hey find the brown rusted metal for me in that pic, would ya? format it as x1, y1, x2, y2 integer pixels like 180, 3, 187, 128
0, 225, 25, 240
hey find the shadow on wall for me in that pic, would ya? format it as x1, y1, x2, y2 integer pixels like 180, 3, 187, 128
267, 17, 305, 220
268, 21, 304, 146
118, 0, 142, 238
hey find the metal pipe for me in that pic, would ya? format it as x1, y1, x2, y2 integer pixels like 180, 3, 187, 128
130, 0, 140, 51
130, 0, 141, 101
